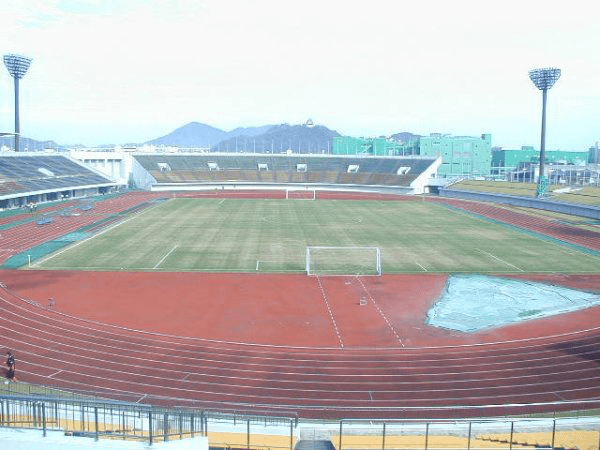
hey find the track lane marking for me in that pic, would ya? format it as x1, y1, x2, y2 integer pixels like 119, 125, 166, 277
356, 277, 404, 347
316, 276, 344, 349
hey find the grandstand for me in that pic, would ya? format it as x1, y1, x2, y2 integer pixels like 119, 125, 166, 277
131, 153, 441, 194
0, 153, 120, 209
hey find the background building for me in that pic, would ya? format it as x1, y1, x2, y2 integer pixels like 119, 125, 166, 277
419, 134, 492, 177
589, 142, 600, 164
332, 136, 419, 156
492, 147, 590, 169
333, 133, 491, 177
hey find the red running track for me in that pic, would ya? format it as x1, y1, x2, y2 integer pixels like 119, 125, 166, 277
1, 270, 600, 420
428, 197, 600, 251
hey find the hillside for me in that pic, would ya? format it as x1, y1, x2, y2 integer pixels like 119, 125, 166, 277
145, 122, 274, 148
0, 136, 63, 151
211, 124, 340, 153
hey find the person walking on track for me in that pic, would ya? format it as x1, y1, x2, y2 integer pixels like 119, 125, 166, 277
5, 351, 16, 383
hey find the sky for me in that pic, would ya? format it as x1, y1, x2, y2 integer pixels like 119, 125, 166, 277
0, 0, 598, 149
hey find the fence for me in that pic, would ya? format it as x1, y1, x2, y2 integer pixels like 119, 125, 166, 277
3, 393, 600, 449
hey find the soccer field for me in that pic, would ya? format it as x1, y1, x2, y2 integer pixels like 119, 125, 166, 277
34, 198, 600, 274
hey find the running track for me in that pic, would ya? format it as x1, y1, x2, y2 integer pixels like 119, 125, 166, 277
1, 193, 600, 419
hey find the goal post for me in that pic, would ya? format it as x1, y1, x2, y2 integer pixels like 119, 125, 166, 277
285, 188, 316, 200
306, 246, 381, 276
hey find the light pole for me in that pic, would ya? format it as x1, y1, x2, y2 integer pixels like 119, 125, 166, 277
528, 67, 561, 198
3, 54, 33, 152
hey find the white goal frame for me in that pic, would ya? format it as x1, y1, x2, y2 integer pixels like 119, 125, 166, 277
285, 188, 316, 200
306, 246, 382, 276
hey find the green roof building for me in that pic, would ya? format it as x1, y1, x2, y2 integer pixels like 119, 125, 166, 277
492, 147, 590, 168
418, 134, 492, 177
333, 136, 418, 156
333, 133, 492, 177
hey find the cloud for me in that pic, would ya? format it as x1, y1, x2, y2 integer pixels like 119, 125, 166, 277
1, 0, 599, 148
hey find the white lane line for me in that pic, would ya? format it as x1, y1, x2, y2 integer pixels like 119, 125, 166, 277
316, 276, 344, 349
49, 369, 63, 378
154, 245, 178, 269
356, 276, 404, 347
476, 248, 524, 272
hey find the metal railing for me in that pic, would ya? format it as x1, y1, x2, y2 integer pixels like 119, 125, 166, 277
0, 393, 297, 446
3, 393, 600, 449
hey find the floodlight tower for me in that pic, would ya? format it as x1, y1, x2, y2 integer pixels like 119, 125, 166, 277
528, 67, 561, 198
3, 54, 33, 152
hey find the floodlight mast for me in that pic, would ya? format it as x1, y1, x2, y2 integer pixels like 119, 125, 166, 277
528, 67, 561, 198
3, 54, 33, 152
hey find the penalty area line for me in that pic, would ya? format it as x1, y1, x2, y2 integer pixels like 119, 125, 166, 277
154, 245, 178, 269
476, 248, 524, 272
416, 262, 428, 272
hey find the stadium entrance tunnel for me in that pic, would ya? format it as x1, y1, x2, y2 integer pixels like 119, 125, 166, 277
295, 440, 336, 450
426, 275, 600, 332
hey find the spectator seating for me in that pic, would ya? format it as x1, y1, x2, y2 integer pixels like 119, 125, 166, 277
134, 154, 437, 188
0, 154, 116, 207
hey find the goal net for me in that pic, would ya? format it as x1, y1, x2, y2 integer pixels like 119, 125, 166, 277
306, 246, 381, 276
286, 189, 316, 200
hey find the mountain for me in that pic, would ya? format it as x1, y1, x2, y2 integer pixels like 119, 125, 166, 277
145, 122, 276, 148
390, 132, 420, 143
145, 122, 227, 147
0, 136, 64, 151
227, 125, 274, 139
211, 124, 341, 153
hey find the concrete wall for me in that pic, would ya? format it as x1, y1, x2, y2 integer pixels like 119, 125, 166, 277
150, 182, 414, 196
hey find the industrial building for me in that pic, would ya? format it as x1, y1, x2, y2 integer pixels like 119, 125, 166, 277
492, 146, 590, 169
333, 133, 491, 177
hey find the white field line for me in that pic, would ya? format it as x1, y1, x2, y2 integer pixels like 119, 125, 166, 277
476, 248, 524, 272
316, 276, 344, 349
416, 262, 428, 272
356, 277, 404, 347
218, 198, 226, 205
256, 260, 260, 271
154, 245, 178, 269
33, 203, 162, 267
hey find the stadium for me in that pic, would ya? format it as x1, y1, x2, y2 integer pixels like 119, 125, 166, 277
1, 150, 600, 448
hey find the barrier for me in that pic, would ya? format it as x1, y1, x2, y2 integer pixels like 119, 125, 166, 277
440, 188, 600, 219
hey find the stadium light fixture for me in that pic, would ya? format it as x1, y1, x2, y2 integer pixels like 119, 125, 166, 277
3, 53, 33, 152
528, 67, 561, 198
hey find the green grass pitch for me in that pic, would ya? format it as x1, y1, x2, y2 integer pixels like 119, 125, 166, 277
34, 198, 600, 274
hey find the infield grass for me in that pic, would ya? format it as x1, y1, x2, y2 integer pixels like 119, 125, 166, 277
33, 198, 600, 274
